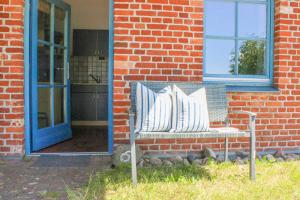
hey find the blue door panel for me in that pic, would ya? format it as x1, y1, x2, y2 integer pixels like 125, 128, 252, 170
31, 0, 72, 151
32, 125, 71, 151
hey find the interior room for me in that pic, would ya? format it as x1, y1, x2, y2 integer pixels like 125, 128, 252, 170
36, 0, 109, 153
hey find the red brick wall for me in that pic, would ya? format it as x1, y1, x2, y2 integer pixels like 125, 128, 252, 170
113, 0, 300, 154
1, 0, 300, 156
113, 0, 204, 152
0, 0, 25, 156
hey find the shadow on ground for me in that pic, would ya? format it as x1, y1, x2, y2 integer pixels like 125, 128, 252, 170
66, 164, 212, 200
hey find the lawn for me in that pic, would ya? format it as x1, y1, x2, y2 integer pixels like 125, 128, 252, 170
67, 161, 300, 200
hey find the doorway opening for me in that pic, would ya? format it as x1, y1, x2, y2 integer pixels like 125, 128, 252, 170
31, 0, 111, 154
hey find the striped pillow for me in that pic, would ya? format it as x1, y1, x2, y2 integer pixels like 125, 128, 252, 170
135, 82, 173, 132
170, 85, 210, 132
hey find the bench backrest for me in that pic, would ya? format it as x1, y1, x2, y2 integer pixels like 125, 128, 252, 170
130, 82, 228, 122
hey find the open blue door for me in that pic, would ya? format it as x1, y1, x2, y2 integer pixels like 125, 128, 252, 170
31, 0, 71, 151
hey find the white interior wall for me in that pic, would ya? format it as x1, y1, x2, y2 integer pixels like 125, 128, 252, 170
64, 0, 109, 30
64, 0, 109, 55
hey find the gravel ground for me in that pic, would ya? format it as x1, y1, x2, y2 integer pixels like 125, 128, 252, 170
0, 156, 111, 200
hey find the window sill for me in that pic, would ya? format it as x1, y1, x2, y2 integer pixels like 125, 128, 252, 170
203, 77, 279, 93
226, 85, 279, 93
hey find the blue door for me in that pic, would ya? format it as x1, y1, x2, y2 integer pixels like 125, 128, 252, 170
31, 0, 71, 151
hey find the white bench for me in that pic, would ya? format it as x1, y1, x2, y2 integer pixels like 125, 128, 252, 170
129, 82, 257, 185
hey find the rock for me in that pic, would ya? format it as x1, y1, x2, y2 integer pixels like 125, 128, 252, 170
28, 182, 38, 186
235, 157, 244, 165
112, 145, 143, 167
277, 157, 284, 162
192, 159, 202, 166
150, 157, 162, 167
285, 157, 296, 162
289, 154, 300, 159
228, 153, 238, 161
242, 157, 249, 164
256, 154, 262, 161
285, 154, 299, 162
137, 159, 144, 168
187, 154, 197, 163
169, 155, 184, 164
216, 154, 225, 163
176, 155, 184, 162
264, 154, 276, 162
202, 158, 209, 165
142, 159, 151, 167
163, 160, 173, 167
192, 158, 208, 166
285, 156, 294, 162
202, 147, 217, 160
274, 150, 285, 158
236, 151, 249, 159
216, 157, 224, 163
183, 159, 190, 166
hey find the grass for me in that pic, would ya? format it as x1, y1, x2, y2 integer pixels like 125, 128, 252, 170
39, 191, 61, 199
66, 161, 300, 200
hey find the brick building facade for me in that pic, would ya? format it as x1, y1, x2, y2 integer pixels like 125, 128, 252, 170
1, 0, 300, 156
0, 0, 25, 155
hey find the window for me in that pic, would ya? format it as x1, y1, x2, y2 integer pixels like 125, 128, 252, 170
204, 0, 273, 84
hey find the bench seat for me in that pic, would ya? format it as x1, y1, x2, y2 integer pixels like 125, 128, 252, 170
137, 127, 249, 139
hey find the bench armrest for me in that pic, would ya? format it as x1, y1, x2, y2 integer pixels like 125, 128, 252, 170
230, 110, 256, 140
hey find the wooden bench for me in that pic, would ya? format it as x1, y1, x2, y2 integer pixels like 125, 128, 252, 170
129, 82, 257, 185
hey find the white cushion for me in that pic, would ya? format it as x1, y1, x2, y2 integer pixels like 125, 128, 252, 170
135, 82, 173, 132
170, 85, 210, 132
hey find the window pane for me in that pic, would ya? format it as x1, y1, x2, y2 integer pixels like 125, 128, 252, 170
205, 1, 235, 37
38, 87, 51, 129
54, 87, 65, 125
238, 40, 266, 75
38, 43, 50, 84
205, 39, 235, 75
238, 3, 266, 38
38, 0, 51, 41
55, 7, 65, 45
54, 48, 65, 84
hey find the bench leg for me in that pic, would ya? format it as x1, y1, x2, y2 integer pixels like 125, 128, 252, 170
129, 113, 138, 185
249, 115, 256, 181
224, 137, 229, 162
130, 138, 138, 185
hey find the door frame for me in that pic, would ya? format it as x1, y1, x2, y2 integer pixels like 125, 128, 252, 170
24, 0, 114, 155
